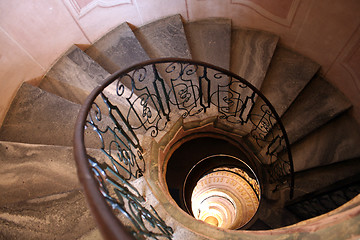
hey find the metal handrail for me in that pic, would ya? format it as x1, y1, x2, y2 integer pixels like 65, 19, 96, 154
74, 58, 294, 239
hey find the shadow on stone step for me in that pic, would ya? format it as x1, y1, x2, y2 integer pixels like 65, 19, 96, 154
286, 175, 360, 221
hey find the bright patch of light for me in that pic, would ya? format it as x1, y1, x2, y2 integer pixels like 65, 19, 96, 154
191, 168, 259, 229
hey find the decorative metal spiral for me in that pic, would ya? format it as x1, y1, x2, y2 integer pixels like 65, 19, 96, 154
75, 58, 294, 240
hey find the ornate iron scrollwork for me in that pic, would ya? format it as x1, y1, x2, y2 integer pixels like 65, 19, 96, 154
75, 58, 294, 239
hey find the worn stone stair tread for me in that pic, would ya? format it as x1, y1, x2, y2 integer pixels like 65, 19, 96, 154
281, 76, 352, 144
292, 158, 360, 199
227, 28, 278, 128
0, 83, 81, 146
184, 18, 232, 119
254, 46, 320, 117
86, 22, 150, 74
184, 18, 231, 70
290, 113, 360, 172
0, 141, 80, 206
39, 77, 93, 105
134, 14, 202, 121
0, 190, 98, 240
258, 159, 360, 229
85, 22, 175, 117
39, 45, 137, 114
39, 45, 110, 105
245, 47, 320, 151
286, 174, 360, 222
133, 14, 191, 59
230, 28, 278, 90
0, 83, 103, 148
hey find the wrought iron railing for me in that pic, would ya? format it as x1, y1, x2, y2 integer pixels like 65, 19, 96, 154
74, 58, 294, 239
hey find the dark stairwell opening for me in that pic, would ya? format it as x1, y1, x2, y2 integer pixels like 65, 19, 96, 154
165, 136, 263, 229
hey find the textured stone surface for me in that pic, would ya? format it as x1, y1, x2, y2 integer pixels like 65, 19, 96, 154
0, 84, 101, 149
39, 46, 110, 105
134, 14, 203, 120
86, 22, 173, 117
39, 77, 91, 105
281, 76, 352, 144
255, 46, 320, 117
290, 113, 360, 172
229, 28, 278, 124
0, 190, 98, 240
133, 14, 191, 59
0, 83, 80, 146
286, 175, 360, 221
39, 45, 139, 131
0, 142, 79, 206
293, 158, 360, 199
246, 47, 320, 152
184, 18, 231, 70
86, 22, 150, 74
184, 18, 231, 114
231, 28, 278, 89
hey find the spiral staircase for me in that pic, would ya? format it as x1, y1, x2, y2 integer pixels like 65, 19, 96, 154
1, 14, 360, 239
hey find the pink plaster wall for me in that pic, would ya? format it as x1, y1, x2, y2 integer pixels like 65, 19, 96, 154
0, 0, 359, 125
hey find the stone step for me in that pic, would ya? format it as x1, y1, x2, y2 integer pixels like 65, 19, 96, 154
292, 158, 360, 199
0, 141, 79, 206
184, 18, 232, 119
244, 46, 320, 151
289, 113, 360, 172
225, 28, 278, 131
134, 14, 203, 121
253, 75, 353, 162
0, 190, 99, 240
230, 28, 278, 91
252, 159, 360, 229
86, 22, 150, 74
133, 14, 191, 59
0, 83, 80, 146
184, 18, 231, 70
39, 46, 110, 105
286, 175, 360, 221
281, 76, 352, 144
0, 83, 100, 148
257, 158, 360, 229
253, 46, 320, 118
85, 22, 175, 123
39, 45, 146, 126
